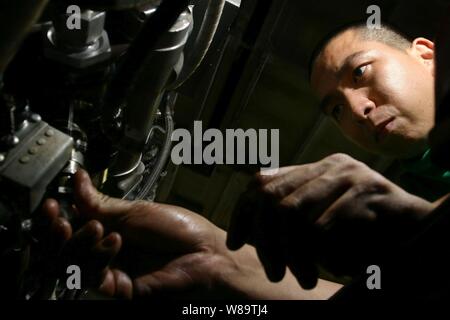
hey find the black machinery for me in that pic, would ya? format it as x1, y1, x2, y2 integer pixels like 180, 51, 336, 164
0, 0, 225, 299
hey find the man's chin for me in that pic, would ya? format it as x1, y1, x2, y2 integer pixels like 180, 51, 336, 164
373, 138, 429, 159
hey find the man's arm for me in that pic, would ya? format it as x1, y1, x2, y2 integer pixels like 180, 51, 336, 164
227, 153, 436, 288
433, 193, 450, 207
72, 169, 341, 300
217, 236, 342, 299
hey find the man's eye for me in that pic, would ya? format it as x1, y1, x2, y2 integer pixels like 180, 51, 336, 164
353, 65, 367, 82
331, 104, 343, 120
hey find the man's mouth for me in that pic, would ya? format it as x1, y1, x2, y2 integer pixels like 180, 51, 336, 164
374, 117, 395, 143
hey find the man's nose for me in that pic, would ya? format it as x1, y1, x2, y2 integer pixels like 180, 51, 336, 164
344, 92, 375, 123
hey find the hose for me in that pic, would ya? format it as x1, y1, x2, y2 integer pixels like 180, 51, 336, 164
168, 0, 225, 90
101, 0, 190, 138
136, 92, 176, 200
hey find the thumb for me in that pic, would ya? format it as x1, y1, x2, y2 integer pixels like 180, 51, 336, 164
73, 169, 134, 223
133, 269, 195, 299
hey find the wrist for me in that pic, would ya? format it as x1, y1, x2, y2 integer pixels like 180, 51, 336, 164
206, 229, 257, 298
210, 230, 342, 299
432, 193, 450, 209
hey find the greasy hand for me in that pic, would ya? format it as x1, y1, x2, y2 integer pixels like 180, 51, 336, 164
227, 153, 434, 289
31, 198, 122, 299
72, 169, 233, 300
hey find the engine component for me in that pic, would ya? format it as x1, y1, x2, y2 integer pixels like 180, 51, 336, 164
0, 112, 73, 215
58, 0, 161, 11
168, 0, 226, 90
0, 0, 224, 300
44, 10, 111, 68
101, 3, 192, 198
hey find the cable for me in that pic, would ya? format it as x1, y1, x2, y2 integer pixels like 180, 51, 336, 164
136, 92, 177, 200
168, 0, 225, 90
101, 0, 190, 138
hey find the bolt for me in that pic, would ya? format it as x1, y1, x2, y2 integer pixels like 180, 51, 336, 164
53, 10, 106, 49
4, 135, 19, 147
21, 219, 33, 233
29, 113, 42, 123
19, 156, 30, 164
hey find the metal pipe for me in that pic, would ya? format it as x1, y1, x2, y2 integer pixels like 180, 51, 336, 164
101, 0, 190, 139
108, 7, 192, 177
168, 0, 226, 90
136, 92, 176, 199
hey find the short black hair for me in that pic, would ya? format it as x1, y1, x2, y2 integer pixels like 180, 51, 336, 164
308, 21, 412, 80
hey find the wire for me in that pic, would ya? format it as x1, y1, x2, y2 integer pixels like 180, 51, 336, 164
168, 0, 225, 90
102, 0, 190, 138
136, 92, 177, 200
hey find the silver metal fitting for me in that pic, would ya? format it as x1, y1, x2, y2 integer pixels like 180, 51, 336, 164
44, 10, 111, 68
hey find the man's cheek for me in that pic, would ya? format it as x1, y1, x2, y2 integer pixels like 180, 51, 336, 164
346, 131, 373, 151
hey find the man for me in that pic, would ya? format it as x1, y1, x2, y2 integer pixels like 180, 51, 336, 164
226, 22, 450, 291
41, 22, 450, 299
311, 23, 435, 160
308, 23, 450, 202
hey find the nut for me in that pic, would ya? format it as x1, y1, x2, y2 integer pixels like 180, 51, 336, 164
52, 10, 106, 50
44, 10, 111, 68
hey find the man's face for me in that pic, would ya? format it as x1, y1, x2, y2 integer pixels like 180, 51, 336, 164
311, 29, 435, 158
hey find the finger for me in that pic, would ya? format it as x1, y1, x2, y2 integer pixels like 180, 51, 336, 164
287, 255, 319, 290
73, 170, 134, 222
281, 208, 319, 289
133, 268, 193, 299
245, 167, 303, 206
59, 220, 105, 273
99, 269, 116, 297
226, 190, 258, 250
83, 232, 122, 287
273, 164, 355, 281
279, 171, 349, 224
260, 162, 328, 199
41, 198, 60, 222
254, 166, 299, 185
34, 200, 72, 257
111, 269, 133, 300
251, 196, 286, 282
285, 229, 319, 290
70, 220, 104, 248
315, 189, 377, 276
50, 217, 73, 253
32, 199, 61, 239
99, 269, 133, 299
274, 170, 348, 289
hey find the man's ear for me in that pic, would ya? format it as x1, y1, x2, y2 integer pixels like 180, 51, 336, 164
409, 37, 435, 75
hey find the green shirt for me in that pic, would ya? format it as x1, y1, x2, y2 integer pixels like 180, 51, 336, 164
398, 149, 450, 202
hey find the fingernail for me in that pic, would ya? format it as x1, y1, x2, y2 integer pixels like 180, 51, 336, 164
134, 282, 152, 297
102, 234, 117, 247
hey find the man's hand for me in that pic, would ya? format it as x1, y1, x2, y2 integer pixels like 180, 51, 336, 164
72, 169, 238, 299
30, 198, 122, 299
71, 169, 342, 300
0, 194, 122, 300
226, 153, 435, 289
